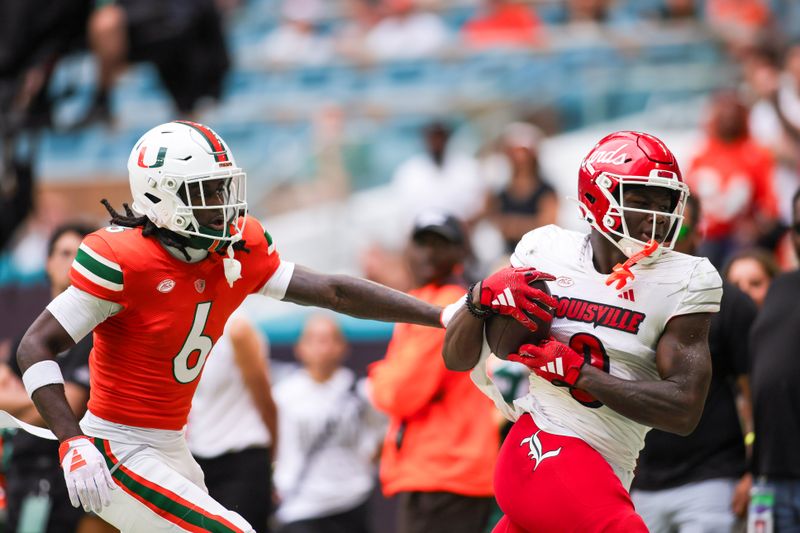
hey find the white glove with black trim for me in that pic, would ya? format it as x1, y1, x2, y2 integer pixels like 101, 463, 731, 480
59, 435, 116, 513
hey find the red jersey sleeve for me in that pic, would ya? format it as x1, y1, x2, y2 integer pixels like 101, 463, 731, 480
70, 232, 127, 304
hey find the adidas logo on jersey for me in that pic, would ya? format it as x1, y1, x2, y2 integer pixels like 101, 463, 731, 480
617, 289, 635, 302
492, 288, 516, 308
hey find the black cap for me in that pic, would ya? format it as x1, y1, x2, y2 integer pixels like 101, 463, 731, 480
412, 211, 466, 244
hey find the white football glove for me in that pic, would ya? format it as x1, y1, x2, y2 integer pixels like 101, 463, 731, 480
59, 436, 116, 513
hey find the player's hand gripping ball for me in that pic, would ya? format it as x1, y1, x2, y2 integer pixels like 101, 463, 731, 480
483, 268, 557, 359
507, 338, 601, 388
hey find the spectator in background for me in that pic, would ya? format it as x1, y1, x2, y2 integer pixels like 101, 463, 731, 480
0, 223, 108, 533
462, 0, 543, 50
749, 44, 800, 224
749, 188, 800, 531
553, 0, 638, 44
566, 0, 614, 23
76, 0, 229, 127
723, 248, 780, 308
686, 91, 779, 268
336, 0, 381, 62
0, 152, 34, 253
368, 211, 498, 533
654, 0, 697, 21
260, 0, 333, 66
273, 315, 384, 533
366, 0, 449, 60
705, 0, 772, 54
631, 195, 757, 532
0, 0, 86, 250
188, 314, 278, 533
392, 121, 485, 226
482, 122, 558, 253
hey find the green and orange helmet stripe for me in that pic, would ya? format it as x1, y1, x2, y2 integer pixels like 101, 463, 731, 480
173, 121, 230, 164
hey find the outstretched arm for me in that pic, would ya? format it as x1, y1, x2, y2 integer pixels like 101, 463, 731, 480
574, 313, 712, 435
283, 265, 442, 328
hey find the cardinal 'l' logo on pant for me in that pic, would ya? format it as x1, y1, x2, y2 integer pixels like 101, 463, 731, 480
520, 430, 562, 471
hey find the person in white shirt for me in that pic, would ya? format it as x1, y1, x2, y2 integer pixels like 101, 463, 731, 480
187, 314, 278, 533
273, 315, 385, 533
748, 46, 800, 224
260, 0, 333, 66
392, 121, 486, 227
366, 0, 449, 60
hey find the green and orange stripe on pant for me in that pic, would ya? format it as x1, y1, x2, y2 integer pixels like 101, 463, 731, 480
93, 438, 247, 533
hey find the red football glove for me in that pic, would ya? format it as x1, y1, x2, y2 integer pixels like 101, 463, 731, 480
507, 338, 594, 388
478, 267, 557, 331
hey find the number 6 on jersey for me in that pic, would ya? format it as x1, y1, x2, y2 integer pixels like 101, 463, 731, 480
173, 302, 213, 383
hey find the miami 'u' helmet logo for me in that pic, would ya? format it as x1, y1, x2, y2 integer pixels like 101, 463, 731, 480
137, 146, 167, 168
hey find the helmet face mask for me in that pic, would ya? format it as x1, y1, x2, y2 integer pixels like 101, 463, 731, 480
591, 171, 687, 257
128, 121, 248, 248
577, 131, 689, 262
175, 171, 247, 242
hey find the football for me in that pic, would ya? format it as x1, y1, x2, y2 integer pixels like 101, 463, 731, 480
484, 279, 554, 359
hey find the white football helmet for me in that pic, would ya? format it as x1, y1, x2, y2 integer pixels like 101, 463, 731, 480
127, 121, 247, 247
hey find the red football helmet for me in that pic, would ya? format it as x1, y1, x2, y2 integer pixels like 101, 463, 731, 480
577, 131, 689, 261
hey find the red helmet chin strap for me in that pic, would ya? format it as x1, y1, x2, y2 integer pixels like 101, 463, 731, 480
605, 239, 659, 290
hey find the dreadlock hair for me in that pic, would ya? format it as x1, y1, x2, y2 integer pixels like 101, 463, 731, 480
101, 199, 250, 261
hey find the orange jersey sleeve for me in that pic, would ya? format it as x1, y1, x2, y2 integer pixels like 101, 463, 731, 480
70, 231, 129, 306
238, 216, 282, 295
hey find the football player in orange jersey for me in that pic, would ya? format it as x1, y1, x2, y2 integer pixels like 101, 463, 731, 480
13, 121, 545, 533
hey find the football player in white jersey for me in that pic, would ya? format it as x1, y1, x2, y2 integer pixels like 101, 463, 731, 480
442, 131, 723, 532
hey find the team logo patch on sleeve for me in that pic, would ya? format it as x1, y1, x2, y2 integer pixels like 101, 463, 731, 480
73, 243, 123, 292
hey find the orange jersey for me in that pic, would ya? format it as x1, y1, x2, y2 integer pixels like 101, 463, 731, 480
686, 138, 778, 239
369, 283, 498, 497
70, 216, 281, 430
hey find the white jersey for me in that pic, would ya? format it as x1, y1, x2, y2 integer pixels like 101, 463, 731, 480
474, 225, 722, 487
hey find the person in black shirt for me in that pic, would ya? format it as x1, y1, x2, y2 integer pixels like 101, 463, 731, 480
484, 122, 558, 253
749, 188, 800, 531
631, 195, 756, 531
0, 222, 95, 533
